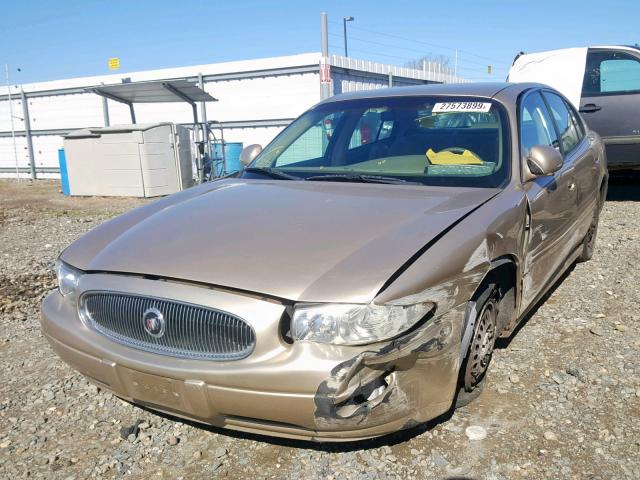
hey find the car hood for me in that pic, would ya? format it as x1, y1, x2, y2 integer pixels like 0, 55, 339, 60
62, 179, 499, 303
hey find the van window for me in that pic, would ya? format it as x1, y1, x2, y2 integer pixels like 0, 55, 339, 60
543, 92, 583, 154
520, 92, 559, 158
582, 50, 640, 95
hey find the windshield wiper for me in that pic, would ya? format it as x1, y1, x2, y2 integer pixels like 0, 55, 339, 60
305, 174, 418, 185
244, 167, 302, 180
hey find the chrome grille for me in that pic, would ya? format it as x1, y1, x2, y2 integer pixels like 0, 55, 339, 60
80, 292, 255, 360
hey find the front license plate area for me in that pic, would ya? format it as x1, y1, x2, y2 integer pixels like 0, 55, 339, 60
124, 370, 184, 410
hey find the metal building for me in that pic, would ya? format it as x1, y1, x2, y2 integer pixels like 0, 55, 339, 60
0, 52, 464, 179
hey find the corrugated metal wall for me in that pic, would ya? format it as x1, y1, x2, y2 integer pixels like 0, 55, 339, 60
0, 52, 464, 179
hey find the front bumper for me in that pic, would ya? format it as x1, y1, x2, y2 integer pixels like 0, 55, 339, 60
40, 274, 463, 442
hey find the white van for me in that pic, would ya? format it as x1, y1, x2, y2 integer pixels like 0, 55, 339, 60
508, 46, 640, 170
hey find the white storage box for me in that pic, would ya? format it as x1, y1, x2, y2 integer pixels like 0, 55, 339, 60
63, 123, 193, 197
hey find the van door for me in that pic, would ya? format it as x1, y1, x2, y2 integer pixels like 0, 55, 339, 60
579, 47, 640, 168
519, 91, 578, 309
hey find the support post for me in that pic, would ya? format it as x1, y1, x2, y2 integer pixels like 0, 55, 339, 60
388, 71, 393, 87
198, 73, 212, 165
320, 12, 331, 100
100, 82, 110, 126
219, 124, 226, 176
20, 88, 36, 180
192, 107, 202, 183
160, 81, 205, 182
128, 103, 136, 124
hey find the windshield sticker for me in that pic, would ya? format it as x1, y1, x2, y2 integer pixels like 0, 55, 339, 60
432, 102, 492, 113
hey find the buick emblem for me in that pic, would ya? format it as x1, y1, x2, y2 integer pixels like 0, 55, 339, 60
142, 307, 165, 338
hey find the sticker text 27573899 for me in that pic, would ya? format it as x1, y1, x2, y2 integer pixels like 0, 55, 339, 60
432, 102, 492, 113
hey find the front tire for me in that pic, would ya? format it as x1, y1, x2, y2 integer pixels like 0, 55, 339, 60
455, 294, 498, 408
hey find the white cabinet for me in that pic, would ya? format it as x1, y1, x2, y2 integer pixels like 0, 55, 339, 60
63, 123, 193, 197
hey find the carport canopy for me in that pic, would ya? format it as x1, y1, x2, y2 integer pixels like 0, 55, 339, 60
87, 79, 218, 124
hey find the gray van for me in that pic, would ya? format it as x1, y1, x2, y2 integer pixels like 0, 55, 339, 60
509, 45, 640, 170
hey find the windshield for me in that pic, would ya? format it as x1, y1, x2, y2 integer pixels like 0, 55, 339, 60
247, 95, 510, 187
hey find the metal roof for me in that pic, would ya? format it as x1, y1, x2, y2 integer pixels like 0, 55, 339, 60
87, 79, 217, 105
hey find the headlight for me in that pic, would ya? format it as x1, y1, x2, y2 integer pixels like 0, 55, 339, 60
55, 259, 84, 297
291, 301, 434, 345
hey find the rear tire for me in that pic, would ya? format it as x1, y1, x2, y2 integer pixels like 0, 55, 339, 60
578, 205, 599, 262
455, 293, 498, 408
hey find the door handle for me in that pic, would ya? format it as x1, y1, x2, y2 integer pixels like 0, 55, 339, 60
579, 103, 602, 113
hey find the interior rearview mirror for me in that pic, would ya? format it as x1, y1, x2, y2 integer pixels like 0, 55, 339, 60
526, 145, 563, 178
240, 144, 263, 166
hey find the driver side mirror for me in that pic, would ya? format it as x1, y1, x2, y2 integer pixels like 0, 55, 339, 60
526, 145, 563, 179
240, 144, 263, 166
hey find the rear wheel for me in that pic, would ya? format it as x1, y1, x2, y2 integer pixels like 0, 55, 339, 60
578, 205, 599, 262
455, 294, 498, 408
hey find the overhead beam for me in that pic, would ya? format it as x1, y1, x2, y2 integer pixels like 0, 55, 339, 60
161, 82, 196, 104
89, 88, 133, 105
0, 166, 60, 174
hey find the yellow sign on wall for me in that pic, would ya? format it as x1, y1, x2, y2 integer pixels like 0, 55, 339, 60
108, 58, 120, 70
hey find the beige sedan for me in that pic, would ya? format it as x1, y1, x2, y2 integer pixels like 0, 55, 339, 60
41, 83, 607, 441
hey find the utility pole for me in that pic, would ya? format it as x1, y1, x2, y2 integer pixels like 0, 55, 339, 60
5, 64, 20, 180
320, 12, 331, 100
343, 16, 354, 57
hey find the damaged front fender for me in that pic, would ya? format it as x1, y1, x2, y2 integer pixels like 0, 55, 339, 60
312, 191, 528, 432
313, 304, 466, 431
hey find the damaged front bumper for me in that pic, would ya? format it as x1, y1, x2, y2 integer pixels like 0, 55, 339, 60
313, 306, 464, 433
41, 274, 463, 442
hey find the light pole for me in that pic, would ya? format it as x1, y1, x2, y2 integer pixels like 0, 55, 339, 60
343, 16, 354, 57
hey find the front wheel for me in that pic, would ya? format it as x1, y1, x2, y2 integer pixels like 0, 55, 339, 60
455, 294, 498, 408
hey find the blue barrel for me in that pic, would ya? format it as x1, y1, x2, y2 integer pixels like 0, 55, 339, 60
212, 142, 243, 175
58, 148, 70, 196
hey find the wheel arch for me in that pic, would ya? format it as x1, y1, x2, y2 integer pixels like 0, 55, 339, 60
469, 254, 521, 341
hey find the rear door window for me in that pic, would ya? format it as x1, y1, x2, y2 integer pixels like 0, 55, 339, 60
582, 49, 640, 95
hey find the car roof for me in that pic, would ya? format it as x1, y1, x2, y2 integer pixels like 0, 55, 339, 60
319, 82, 542, 104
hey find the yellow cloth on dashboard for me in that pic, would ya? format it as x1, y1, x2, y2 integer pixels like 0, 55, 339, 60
426, 148, 483, 165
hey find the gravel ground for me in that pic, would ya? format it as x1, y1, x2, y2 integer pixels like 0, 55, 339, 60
1, 178, 639, 479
